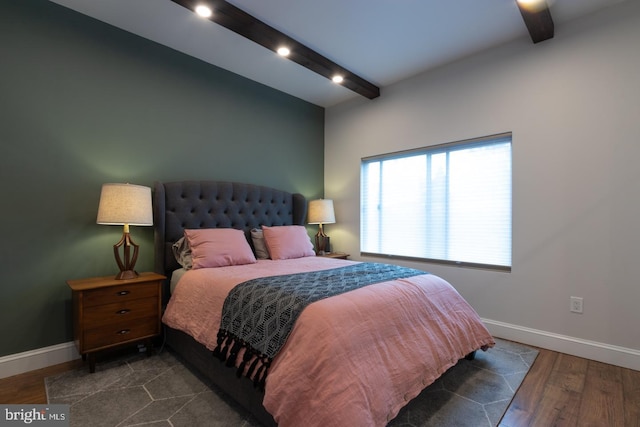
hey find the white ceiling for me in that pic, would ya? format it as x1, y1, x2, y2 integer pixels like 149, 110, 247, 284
49, 0, 623, 107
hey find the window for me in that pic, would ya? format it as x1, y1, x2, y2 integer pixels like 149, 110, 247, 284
361, 133, 512, 270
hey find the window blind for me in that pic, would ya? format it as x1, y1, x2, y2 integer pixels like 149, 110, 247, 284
360, 133, 512, 270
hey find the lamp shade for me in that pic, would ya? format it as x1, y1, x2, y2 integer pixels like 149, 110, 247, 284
308, 199, 336, 224
96, 183, 153, 226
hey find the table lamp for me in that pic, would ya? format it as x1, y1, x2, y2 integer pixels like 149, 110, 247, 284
308, 199, 336, 255
96, 183, 153, 280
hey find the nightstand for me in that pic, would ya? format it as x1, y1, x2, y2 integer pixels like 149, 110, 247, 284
317, 252, 350, 260
67, 272, 165, 373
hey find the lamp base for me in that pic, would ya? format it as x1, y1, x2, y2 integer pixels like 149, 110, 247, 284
113, 229, 141, 280
114, 270, 139, 280
314, 233, 330, 255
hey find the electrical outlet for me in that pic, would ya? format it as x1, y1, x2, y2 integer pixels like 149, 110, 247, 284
570, 296, 583, 313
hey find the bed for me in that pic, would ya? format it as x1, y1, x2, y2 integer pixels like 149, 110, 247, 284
154, 180, 495, 427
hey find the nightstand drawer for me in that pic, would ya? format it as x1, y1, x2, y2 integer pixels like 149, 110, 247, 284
84, 316, 159, 351
83, 297, 159, 328
83, 282, 159, 307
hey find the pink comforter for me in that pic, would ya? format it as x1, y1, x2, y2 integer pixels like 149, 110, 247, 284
162, 257, 494, 426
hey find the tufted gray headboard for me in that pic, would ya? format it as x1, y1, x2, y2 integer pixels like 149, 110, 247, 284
153, 181, 307, 285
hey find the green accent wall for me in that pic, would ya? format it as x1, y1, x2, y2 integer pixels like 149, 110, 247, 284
0, 0, 324, 357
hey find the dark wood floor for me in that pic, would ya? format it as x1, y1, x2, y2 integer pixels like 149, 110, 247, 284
500, 347, 640, 427
1, 345, 639, 426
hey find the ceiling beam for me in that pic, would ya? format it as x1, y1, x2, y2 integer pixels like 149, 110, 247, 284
170, 0, 380, 100
516, 0, 554, 44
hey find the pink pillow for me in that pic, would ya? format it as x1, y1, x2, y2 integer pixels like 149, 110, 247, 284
184, 228, 257, 269
262, 225, 315, 260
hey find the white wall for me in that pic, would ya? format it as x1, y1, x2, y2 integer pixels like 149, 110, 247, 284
325, 1, 640, 368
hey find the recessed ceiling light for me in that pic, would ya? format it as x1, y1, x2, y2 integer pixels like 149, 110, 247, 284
516, 0, 546, 12
332, 75, 344, 84
195, 5, 212, 18
277, 47, 290, 57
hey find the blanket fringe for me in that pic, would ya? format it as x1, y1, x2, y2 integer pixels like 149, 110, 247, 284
246, 353, 261, 379
212, 330, 226, 360
212, 329, 271, 391
237, 345, 254, 378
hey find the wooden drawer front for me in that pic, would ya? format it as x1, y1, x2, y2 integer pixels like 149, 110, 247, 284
83, 282, 159, 307
84, 316, 159, 351
83, 297, 158, 329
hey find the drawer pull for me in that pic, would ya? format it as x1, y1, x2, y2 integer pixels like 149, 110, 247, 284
117, 290, 130, 296
117, 329, 131, 335
117, 309, 130, 315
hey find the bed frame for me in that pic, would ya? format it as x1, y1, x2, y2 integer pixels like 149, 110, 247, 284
153, 180, 306, 426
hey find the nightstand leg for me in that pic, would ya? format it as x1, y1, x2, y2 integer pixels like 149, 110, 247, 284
88, 353, 96, 373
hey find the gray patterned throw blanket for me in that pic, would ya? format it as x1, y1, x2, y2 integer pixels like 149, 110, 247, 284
212, 262, 425, 388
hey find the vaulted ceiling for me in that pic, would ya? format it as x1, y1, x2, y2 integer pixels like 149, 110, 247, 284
49, 0, 624, 107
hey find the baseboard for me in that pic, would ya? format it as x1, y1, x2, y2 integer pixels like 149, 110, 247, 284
0, 342, 80, 379
483, 318, 640, 371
